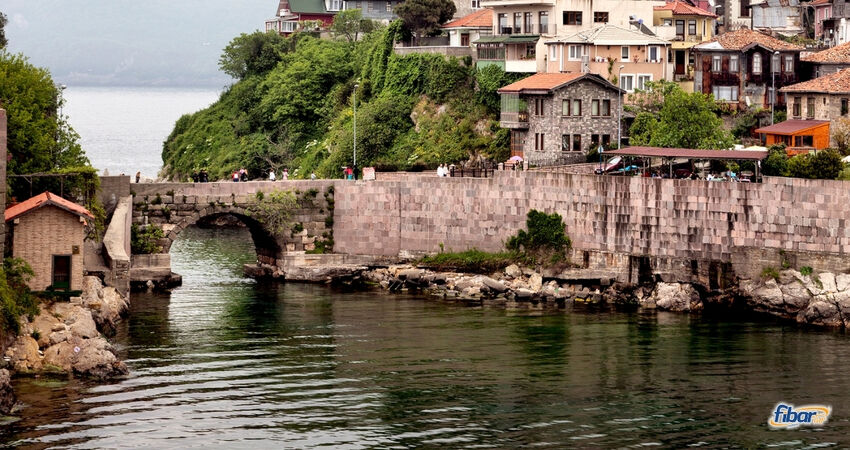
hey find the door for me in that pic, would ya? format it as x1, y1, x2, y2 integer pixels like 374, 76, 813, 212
53, 255, 71, 290
675, 50, 686, 75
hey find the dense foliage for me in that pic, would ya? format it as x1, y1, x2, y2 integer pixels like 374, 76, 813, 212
761, 144, 789, 176
417, 249, 523, 273
0, 11, 7, 49
218, 31, 292, 80
131, 224, 165, 254
330, 9, 378, 42
506, 210, 571, 254
163, 23, 510, 181
0, 258, 38, 335
628, 81, 734, 149
395, 0, 456, 44
786, 149, 844, 180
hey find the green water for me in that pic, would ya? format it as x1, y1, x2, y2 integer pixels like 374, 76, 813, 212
2, 227, 849, 448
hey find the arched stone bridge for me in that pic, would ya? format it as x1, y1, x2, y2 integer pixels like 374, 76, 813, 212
130, 180, 337, 265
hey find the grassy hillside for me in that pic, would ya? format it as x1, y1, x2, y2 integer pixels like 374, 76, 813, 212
162, 23, 521, 180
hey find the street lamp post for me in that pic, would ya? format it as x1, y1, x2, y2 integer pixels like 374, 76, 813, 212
771, 51, 779, 125
617, 65, 625, 149
353, 82, 358, 179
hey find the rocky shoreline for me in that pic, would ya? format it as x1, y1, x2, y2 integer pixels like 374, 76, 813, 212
0, 276, 129, 415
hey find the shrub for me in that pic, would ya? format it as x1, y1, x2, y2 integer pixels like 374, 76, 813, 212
761, 266, 780, 281
762, 144, 788, 176
0, 258, 38, 335
800, 266, 813, 276
787, 149, 843, 180
506, 210, 571, 254
418, 249, 522, 273
131, 223, 165, 254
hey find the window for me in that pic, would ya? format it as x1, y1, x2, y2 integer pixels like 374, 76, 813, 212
563, 11, 582, 25
562, 99, 570, 116
330, 0, 342, 10
477, 44, 504, 60
572, 99, 581, 116
534, 98, 544, 116
591, 134, 600, 145
621, 46, 630, 61
461, 33, 470, 46
842, 98, 849, 116
601, 99, 611, 116
498, 14, 509, 34
688, 20, 697, 36
637, 74, 652, 90
793, 97, 801, 117
620, 74, 634, 92
367, 1, 374, 11
664, 19, 672, 26
730, 55, 739, 73
281, 21, 297, 32
771, 53, 780, 73
568, 44, 582, 60
594, 11, 609, 23
471, 0, 480, 8
784, 55, 793, 73
514, 13, 522, 34
675, 20, 685, 37
712, 55, 722, 72
807, 97, 815, 118
524, 12, 532, 33
602, 134, 611, 146
794, 135, 814, 147
572, 134, 582, 152
535, 133, 545, 150
741, 0, 750, 17
712, 86, 739, 101
752, 53, 762, 74
648, 46, 660, 62
526, 44, 536, 59
591, 99, 600, 116
386, 1, 393, 12
549, 45, 557, 61
539, 12, 549, 34
562, 134, 570, 151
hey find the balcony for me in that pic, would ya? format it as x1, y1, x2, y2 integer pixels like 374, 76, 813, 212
500, 111, 529, 129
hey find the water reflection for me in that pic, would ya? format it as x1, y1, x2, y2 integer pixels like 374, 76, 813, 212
2, 226, 850, 447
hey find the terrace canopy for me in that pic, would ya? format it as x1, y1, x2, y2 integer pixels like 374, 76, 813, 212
604, 146, 768, 178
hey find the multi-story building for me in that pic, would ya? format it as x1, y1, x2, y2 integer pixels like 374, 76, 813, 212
781, 68, 850, 123
651, 1, 717, 88
812, 0, 833, 42
341, 0, 397, 22
497, 72, 624, 165
693, 28, 803, 109
477, 0, 664, 73
718, 0, 753, 32
265, 0, 338, 35
802, 42, 850, 77
544, 25, 674, 93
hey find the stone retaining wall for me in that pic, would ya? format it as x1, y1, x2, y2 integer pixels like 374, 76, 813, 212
334, 171, 850, 279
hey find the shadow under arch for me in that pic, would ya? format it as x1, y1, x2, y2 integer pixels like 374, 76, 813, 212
160, 206, 280, 265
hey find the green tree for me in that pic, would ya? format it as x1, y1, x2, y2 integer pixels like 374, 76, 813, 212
787, 149, 843, 179
0, 52, 89, 198
0, 11, 7, 49
628, 83, 733, 149
475, 65, 524, 115
761, 144, 789, 176
219, 31, 291, 80
395, 0, 456, 44
831, 117, 850, 155
331, 9, 378, 42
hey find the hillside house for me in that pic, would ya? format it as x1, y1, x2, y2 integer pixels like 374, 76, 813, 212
802, 41, 850, 77
265, 0, 337, 35
497, 72, 624, 166
4, 192, 94, 292
780, 68, 850, 146
652, 0, 717, 89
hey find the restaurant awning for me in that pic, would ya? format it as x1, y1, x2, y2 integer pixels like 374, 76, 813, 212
605, 146, 768, 160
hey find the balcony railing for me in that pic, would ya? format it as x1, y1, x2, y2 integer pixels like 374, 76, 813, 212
500, 111, 530, 128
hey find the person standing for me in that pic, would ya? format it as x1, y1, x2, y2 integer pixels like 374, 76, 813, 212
269, 170, 276, 181
282, 168, 289, 180
232, 171, 240, 182
310, 171, 317, 180
135, 171, 141, 183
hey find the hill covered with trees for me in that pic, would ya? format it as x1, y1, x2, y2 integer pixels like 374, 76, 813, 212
161, 21, 521, 180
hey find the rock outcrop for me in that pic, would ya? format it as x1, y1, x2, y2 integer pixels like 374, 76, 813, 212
0, 370, 15, 415
741, 269, 850, 328
640, 282, 703, 312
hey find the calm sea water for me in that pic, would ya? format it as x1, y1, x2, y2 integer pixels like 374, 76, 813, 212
2, 226, 850, 447
63, 86, 221, 180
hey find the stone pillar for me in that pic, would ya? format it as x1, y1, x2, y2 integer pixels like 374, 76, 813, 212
0, 109, 6, 257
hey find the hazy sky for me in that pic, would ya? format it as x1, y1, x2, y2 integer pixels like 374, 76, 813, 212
2, 0, 273, 87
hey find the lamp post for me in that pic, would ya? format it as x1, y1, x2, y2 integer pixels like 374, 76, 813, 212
771, 51, 779, 125
617, 65, 625, 149
353, 82, 358, 179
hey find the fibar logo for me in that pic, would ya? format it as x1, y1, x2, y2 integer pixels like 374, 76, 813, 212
768, 403, 831, 429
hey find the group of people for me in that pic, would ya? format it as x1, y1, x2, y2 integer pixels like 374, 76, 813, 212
231, 168, 249, 182
190, 169, 210, 183
436, 164, 453, 177
268, 168, 289, 181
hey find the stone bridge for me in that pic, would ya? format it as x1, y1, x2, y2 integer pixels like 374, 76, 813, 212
130, 180, 337, 266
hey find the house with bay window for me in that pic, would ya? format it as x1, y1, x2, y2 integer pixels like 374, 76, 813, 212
497, 72, 624, 166
544, 25, 674, 93
265, 0, 338, 35
692, 28, 803, 109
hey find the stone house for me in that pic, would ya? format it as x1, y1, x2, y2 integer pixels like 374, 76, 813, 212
544, 25, 674, 93
497, 72, 624, 166
780, 68, 850, 144
802, 41, 850, 77
4, 192, 94, 292
693, 28, 803, 109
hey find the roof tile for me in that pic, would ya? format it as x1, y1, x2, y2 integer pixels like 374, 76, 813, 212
802, 42, 850, 63
696, 28, 803, 51
754, 119, 830, 135
653, 1, 717, 17
443, 9, 492, 28
780, 68, 850, 94
5, 192, 94, 222
498, 72, 621, 94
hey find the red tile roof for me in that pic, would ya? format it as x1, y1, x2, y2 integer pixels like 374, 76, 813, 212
443, 9, 492, 28
607, 147, 767, 160
780, 68, 850, 93
698, 28, 803, 51
802, 42, 850, 63
5, 192, 94, 222
498, 73, 621, 94
811, 0, 831, 6
654, 1, 717, 17
754, 119, 830, 135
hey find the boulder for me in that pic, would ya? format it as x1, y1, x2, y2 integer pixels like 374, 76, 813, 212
836, 274, 850, 292
52, 303, 99, 339
81, 283, 129, 337
481, 277, 508, 294
751, 279, 785, 311
528, 273, 543, 292
514, 288, 535, 301
398, 269, 423, 281
29, 310, 63, 348
649, 282, 703, 312
820, 272, 838, 293
504, 264, 522, 279
0, 370, 15, 415
778, 280, 812, 312
5, 336, 42, 373
799, 300, 842, 327
43, 336, 128, 379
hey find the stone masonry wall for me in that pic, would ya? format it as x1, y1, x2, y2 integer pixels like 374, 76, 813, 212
12, 207, 85, 291
334, 171, 850, 278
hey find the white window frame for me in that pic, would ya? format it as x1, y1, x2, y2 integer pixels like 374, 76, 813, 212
568, 44, 582, 61
471, 0, 480, 8
712, 55, 721, 72
621, 46, 630, 62
329, 0, 342, 11
620, 74, 634, 92
281, 21, 297, 32
712, 86, 739, 101
752, 53, 762, 74
549, 45, 558, 61
784, 55, 793, 72
730, 55, 739, 73
648, 46, 660, 63
636, 74, 652, 91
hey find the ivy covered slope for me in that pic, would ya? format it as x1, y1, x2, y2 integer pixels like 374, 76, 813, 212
162, 23, 522, 181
